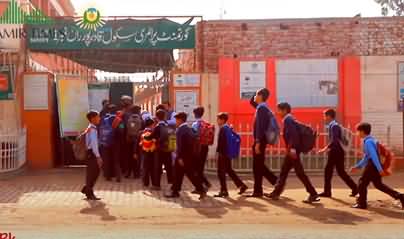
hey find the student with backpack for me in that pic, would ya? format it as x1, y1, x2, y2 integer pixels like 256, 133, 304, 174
80, 111, 103, 201
125, 105, 143, 179
268, 102, 320, 204
350, 123, 404, 210
146, 109, 175, 188
165, 112, 206, 199
192, 106, 214, 190
317, 109, 358, 198
214, 112, 248, 198
248, 88, 278, 197
99, 104, 119, 181
139, 118, 158, 188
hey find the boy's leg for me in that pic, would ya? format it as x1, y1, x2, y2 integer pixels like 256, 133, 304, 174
171, 160, 185, 193
334, 151, 358, 195
356, 168, 373, 208
86, 152, 100, 197
163, 152, 173, 184
217, 154, 228, 192
271, 156, 293, 197
225, 156, 245, 188
293, 156, 318, 196
372, 172, 401, 200
323, 151, 336, 196
142, 153, 151, 186
252, 143, 264, 195
200, 145, 211, 187
260, 143, 277, 185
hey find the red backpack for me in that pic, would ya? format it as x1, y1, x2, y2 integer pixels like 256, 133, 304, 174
377, 142, 395, 176
199, 120, 215, 146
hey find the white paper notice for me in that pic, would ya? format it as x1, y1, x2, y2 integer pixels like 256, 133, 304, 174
24, 74, 48, 110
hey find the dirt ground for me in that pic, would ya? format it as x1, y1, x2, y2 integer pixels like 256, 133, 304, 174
0, 168, 403, 238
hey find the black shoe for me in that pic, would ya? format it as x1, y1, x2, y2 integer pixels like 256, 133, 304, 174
399, 194, 404, 210
87, 194, 101, 201
350, 189, 359, 198
116, 178, 121, 183
352, 203, 367, 209
265, 193, 280, 200
246, 193, 263, 198
199, 191, 207, 200
303, 195, 320, 204
318, 192, 332, 198
151, 186, 161, 191
214, 191, 229, 198
238, 185, 248, 195
165, 192, 180, 198
205, 182, 212, 189
124, 174, 130, 179
81, 186, 87, 195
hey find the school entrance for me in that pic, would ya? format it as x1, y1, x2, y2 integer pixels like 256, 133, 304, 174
23, 15, 201, 167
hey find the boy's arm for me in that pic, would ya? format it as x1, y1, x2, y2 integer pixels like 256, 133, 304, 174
284, 119, 299, 152
354, 157, 368, 169
366, 140, 384, 172
250, 96, 258, 108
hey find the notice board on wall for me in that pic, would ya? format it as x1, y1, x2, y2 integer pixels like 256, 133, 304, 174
24, 74, 49, 110
239, 61, 266, 99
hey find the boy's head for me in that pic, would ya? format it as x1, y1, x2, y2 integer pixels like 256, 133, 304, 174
216, 112, 229, 126
163, 101, 172, 111
254, 88, 270, 104
106, 104, 117, 114
156, 104, 166, 112
86, 110, 100, 125
120, 95, 133, 108
277, 102, 291, 118
356, 122, 372, 138
156, 109, 167, 121
193, 106, 205, 119
102, 99, 109, 108
131, 105, 142, 115
174, 112, 187, 128
144, 118, 155, 128
324, 108, 336, 124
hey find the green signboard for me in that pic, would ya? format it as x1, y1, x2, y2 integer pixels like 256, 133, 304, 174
0, 66, 13, 100
27, 18, 195, 50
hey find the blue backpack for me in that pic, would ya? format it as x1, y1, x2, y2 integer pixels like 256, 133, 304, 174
225, 125, 241, 159
265, 107, 280, 145
99, 115, 115, 147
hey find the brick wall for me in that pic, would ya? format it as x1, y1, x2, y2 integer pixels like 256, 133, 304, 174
178, 17, 404, 73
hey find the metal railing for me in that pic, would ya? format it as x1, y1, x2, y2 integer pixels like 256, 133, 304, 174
0, 128, 27, 173
205, 124, 362, 174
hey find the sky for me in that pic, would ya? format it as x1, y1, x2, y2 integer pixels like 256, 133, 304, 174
71, 0, 383, 20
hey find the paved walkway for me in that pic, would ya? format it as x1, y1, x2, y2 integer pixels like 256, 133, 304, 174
0, 168, 403, 238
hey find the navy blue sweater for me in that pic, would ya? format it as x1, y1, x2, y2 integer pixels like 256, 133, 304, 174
250, 96, 270, 144
283, 115, 300, 151
176, 124, 194, 162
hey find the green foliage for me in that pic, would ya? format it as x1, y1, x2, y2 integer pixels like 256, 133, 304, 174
375, 0, 404, 16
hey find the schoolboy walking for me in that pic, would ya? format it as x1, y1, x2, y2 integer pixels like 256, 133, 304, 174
268, 102, 320, 203
248, 88, 278, 197
351, 122, 404, 210
81, 111, 103, 200
214, 112, 248, 198
165, 112, 206, 199
140, 118, 158, 188
318, 109, 358, 198
192, 106, 213, 189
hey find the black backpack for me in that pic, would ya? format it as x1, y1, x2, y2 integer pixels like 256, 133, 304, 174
296, 121, 317, 154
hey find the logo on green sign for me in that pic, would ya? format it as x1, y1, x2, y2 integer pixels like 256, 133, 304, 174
75, 7, 105, 31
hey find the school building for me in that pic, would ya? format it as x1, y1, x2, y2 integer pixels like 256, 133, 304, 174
176, 17, 404, 156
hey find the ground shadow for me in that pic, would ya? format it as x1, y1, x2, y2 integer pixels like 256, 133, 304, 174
80, 201, 117, 221
266, 196, 371, 225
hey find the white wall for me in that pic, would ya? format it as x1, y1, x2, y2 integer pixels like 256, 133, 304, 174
361, 56, 404, 153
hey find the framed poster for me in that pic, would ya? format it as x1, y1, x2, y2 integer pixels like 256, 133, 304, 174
0, 65, 14, 100
175, 90, 199, 121
398, 62, 404, 111
173, 73, 200, 87
276, 59, 338, 107
24, 74, 49, 110
240, 61, 266, 99
88, 84, 109, 112
57, 78, 90, 137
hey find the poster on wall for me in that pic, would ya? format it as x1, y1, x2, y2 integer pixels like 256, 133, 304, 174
399, 63, 404, 111
0, 65, 14, 100
240, 61, 266, 99
88, 84, 109, 112
174, 74, 200, 87
24, 74, 49, 110
276, 59, 338, 107
57, 78, 90, 137
175, 90, 199, 121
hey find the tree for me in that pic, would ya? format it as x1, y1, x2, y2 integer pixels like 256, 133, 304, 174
375, 0, 404, 16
